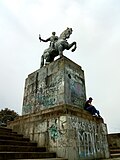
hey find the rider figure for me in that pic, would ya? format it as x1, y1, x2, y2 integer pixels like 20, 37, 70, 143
39, 28, 76, 68
39, 32, 58, 49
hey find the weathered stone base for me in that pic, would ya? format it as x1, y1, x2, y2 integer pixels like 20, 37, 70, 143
22, 56, 86, 115
8, 105, 110, 160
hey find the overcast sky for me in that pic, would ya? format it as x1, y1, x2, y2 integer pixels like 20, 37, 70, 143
0, 0, 120, 133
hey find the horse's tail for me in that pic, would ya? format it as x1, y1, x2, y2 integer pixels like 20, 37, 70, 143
40, 55, 44, 68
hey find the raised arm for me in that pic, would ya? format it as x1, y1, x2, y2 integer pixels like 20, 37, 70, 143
39, 34, 50, 42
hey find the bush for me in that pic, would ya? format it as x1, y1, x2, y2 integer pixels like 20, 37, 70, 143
0, 108, 19, 126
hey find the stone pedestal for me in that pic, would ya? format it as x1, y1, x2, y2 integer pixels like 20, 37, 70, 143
22, 56, 86, 115
8, 56, 110, 159
8, 105, 110, 159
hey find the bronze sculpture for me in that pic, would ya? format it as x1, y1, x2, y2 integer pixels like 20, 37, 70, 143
39, 27, 77, 68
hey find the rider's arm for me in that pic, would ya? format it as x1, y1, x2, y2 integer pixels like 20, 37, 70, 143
39, 37, 50, 42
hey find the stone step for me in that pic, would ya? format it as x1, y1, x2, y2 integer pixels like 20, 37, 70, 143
110, 149, 120, 154
0, 152, 56, 159
101, 158, 120, 160
0, 139, 37, 146
0, 134, 30, 141
0, 130, 23, 137
0, 129, 17, 134
0, 145, 46, 152
0, 127, 12, 132
111, 153, 120, 158
13, 158, 67, 160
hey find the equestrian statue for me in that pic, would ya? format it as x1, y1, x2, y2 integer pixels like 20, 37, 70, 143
39, 27, 77, 68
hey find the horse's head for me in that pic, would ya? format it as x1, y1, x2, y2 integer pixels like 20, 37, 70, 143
59, 27, 73, 40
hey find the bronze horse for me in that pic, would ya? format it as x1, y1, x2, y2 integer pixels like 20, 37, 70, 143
40, 28, 77, 68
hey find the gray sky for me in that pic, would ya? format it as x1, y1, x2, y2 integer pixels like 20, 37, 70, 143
0, 0, 120, 133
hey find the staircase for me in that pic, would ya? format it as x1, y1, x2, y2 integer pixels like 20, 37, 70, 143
109, 145, 120, 158
109, 147, 120, 158
108, 133, 120, 159
0, 127, 67, 160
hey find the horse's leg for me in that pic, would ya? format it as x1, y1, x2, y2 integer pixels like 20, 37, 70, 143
66, 42, 77, 52
45, 52, 50, 62
71, 42, 77, 52
40, 55, 44, 68
46, 55, 55, 64
58, 44, 63, 58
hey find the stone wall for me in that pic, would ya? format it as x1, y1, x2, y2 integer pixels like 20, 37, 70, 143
108, 133, 120, 149
8, 105, 110, 160
22, 56, 86, 115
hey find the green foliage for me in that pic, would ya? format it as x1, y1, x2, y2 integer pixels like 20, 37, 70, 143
0, 108, 19, 125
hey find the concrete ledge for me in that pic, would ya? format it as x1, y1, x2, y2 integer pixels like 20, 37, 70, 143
10, 104, 104, 125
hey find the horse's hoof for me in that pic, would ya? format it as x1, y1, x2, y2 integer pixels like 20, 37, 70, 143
72, 49, 75, 52
60, 55, 63, 58
45, 62, 50, 65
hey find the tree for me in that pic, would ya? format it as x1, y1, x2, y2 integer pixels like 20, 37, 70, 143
0, 108, 19, 126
